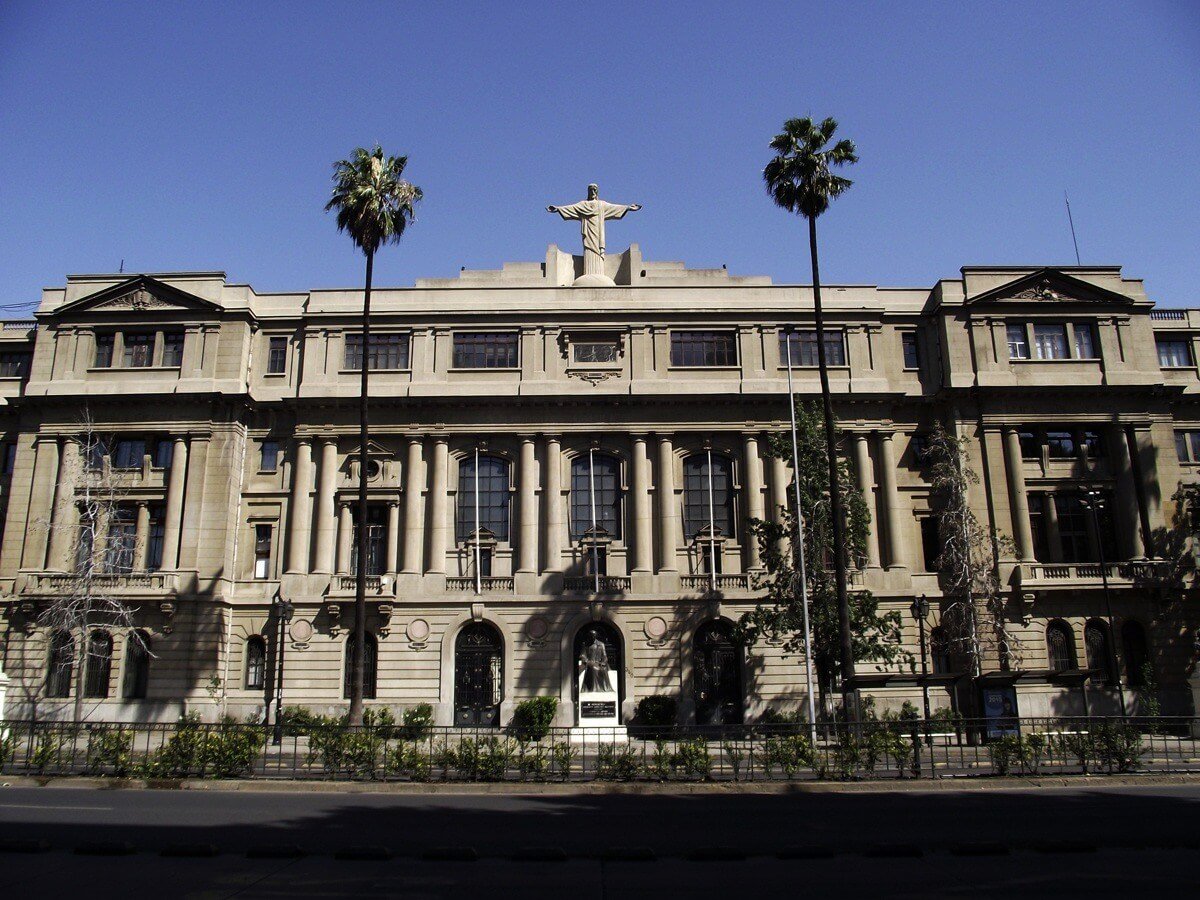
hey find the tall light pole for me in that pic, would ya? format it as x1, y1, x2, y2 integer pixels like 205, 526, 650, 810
1080, 487, 1126, 717
271, 594, 294, 745
912, 593, 932, 722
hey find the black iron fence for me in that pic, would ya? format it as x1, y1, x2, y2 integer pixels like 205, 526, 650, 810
2, 716, 1198, 782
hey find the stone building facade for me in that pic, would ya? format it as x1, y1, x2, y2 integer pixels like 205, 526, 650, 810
0, 242, 1197, 724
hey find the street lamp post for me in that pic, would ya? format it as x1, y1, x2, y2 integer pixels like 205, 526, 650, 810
272, 595, 295, 746
1080, 488, 1126, 718
912, 594, 932, 722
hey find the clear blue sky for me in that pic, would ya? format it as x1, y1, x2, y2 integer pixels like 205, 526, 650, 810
2, 1, 1197, 308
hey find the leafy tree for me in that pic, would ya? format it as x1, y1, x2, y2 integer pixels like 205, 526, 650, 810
738, 400, 907, 713
763, 116, 859, 707
924, 422, 1020, 675
326, 146, 421, 725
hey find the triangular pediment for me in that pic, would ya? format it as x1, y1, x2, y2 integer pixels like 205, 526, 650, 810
344, 440, 394, 460
56, 275, 221, 316
965, 269, 1133, 307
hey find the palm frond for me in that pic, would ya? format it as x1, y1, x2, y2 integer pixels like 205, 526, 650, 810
762, 116, 858, 219
326, 144, 422, 255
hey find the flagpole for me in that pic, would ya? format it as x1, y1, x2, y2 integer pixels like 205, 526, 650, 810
786, 327, 818, 730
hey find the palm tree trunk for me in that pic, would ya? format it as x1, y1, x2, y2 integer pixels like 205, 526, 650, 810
808, 215, 856, 716
348, 248, 374, 726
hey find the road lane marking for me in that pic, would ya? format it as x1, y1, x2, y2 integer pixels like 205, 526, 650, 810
0, 804, 113, 811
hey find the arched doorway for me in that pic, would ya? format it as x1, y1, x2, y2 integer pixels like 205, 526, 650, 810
693, 620, 744, 725
454, 622, 503, 726
572, 623, 623, 717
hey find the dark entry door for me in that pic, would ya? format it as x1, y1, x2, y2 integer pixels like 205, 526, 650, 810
455, 623, 502, 726
694, 620, 743, 726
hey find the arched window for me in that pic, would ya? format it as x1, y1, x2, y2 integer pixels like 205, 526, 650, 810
84, 630, 113, 698
245, 635, 266, 691
570, 453, 622, 540
454, 622, 504, 727
344, 633, 378, 700
47, 630, 74, 698
683, 453, 734, 539
1046, 621, 1076, 673
456, 453, 510, 542
123, 631, 151, 699
1084, 620, 1113, 682
693, 620, 744, 726
1122, 620, 1150, 687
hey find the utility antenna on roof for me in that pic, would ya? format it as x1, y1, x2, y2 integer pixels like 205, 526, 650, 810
1064, 192, 1081, 266
119, 258, 124, 274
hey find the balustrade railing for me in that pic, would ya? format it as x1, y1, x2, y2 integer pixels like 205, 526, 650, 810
27, 571, 174, 592
562, 575, 631, 594
445, 576, 514, 593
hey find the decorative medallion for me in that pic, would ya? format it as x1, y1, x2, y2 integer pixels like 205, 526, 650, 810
645, 616, 668, 641
407, 618, 430, 643
526, 616, 549, 646
289, 618, 314, 644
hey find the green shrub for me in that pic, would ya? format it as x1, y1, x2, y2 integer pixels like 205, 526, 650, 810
279, 705, 322, 736
401, 703, 435, 741
762, 734, 814, 778
758, 708, 803, 727
650, 739, 672, 781
1093, 721, 1143, 773
30, 731, 62, 774
988, 735, 1020, 776
451, 736, 515, 781
511, 697, 558, 742
86, 727, 134, 776
385, 741, 432, 781
550, 741, 576, 781
516, 741, 549, 780
596, 742, 640, 780
361, 707, 396, 740
672, 738, 711, 780
636, 695, 677, 729
722, 740, 746, 781
204, 719, 266, 777
831, 732, 861, 781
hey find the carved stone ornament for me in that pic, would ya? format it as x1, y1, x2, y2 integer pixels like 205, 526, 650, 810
1009, 280, 1069, 302
569, 369, 620, 386
525, 616, 550, 646
289, 618, 314, 646
96, 287, 177, 312
406, 618, 430, 646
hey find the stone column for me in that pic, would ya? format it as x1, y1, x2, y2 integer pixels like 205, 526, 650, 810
285, 437, 313, 574
768, 453, 790, 561
22, 438, 58, 571
743, 433, 765, 571
385, 500, 400, 574
542, 435, 563, 572
402, 437, 425, 574
160, 436, 188, 571
134, 501, 151, 571
656, 435, 678, 572
312, 437, 338, 574
1110, 425, 1145, 559
425, 438, 448, 574
336, 502, 353, 575
517, 436, 538, 573
1044, 492, 1064, 562
852, 433, 881, 568
877, 431, 906, 569
1002, 427, 1036, 561
631, 435, 653, 573
46, 438, 80, 571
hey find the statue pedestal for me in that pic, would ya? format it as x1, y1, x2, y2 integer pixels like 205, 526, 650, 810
0, 668, 8, 738
1189, 664, 1200, 738
571, 687, 625, 743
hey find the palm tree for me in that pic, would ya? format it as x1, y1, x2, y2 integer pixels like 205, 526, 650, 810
763, 117, 859, 714
326, 146, 422, 725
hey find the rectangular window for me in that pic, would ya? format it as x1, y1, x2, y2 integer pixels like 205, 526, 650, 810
1157, 337, 1194, 368
1176, 430, 1200, 463
699, 541, 723, 575
1054, 494, 1090, 563
1045, 431, 1076, 459
105, 509, 136, 573
672, 330, 738, 367
1081, 430, 1106, 459
153, 439, 173, 469
572, 341, 619, 364
1033, 324, 1070, 360
266, 336, 288, 374
350, 507, 387, 576
344, 333, 409, 371
475, 547, 493, 578
260, 440, 279, 473
146, 507, 164, 571
112, 439, 146, 469
920, 517, 940, 572
1028, 493, 1049, 562
123, 333, 155, 368
910, 434, 930, 465
779, 329, 846, 367
1073, 323, 1098, 360
253, 524, 272, 579
160, 332, 184, 367
452, 332, 519, 369
583, 545, 608, 577
1018, 430, 1040, 459
94, 334, 115, 368
0, 351, 31, 378
901, 332, 920, 370
1006, 323, 1029, 360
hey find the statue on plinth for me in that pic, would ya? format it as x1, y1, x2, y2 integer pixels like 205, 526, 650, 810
578, 633, 613, 693
547, 183, 641, 286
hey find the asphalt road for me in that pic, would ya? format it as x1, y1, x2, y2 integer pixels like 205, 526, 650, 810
0, 783, 1197, 897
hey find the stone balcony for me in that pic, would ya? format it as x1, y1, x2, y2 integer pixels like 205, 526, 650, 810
445, 576, 515, 594
23, 570, 178, 596
1020, 560, 1176, 588
329, 574, 391, 597
561, 575, 632, 595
